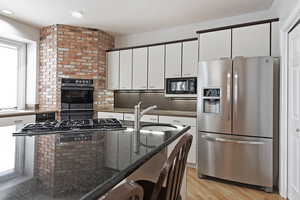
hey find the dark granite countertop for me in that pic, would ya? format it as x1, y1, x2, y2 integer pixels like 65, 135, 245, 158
97, 108, 197, 118
2, 121, 190, 200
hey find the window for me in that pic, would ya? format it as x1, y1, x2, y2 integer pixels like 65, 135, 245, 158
0, 38, 26, 110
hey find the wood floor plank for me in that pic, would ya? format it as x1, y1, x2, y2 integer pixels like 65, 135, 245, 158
186, 167, 285, 200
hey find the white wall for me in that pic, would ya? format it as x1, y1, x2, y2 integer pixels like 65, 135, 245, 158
115, 6, 278, 48
0, 15, 40, 106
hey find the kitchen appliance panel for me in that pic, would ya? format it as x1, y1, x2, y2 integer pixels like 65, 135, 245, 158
165, 77, 197, 97
232, 57, 274, 138
198, 59, 232, 134
198, 132, 274, 188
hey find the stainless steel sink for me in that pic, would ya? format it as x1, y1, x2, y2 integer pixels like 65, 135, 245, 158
141, 124, 177, 132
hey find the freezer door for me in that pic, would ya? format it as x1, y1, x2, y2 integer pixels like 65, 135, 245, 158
197, 59, 232, 134
198, 132, 274, 188
232, 57, 274, 138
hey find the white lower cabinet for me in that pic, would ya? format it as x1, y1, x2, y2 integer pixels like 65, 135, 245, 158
0, 115, 36, 126
141, 115, 158, 123
98, 112, 123, 120
0, 115, 36, 178
123, 114, 159, 123
123, 113, 134, 121
187, 126, 196, 164
159, 116, 197, 165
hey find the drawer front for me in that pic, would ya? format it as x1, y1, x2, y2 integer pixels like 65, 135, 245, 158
159, 116, 196, 126
141, 115, 158, 123
198, 132, 273, 187
0, 115, 36, 126
98, 112, 123, 120
124, 113, 134, 121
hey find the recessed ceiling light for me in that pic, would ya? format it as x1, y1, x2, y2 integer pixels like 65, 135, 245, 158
71, 11, 83, 19
1, 9, 14, 15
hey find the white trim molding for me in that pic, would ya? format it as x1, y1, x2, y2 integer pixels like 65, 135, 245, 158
279, 1, 300, 198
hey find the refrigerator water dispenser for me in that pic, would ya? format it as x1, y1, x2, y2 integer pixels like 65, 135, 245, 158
202, 88, 221, 114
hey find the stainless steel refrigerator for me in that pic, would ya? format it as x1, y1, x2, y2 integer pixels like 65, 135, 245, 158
197, 57, 279, 192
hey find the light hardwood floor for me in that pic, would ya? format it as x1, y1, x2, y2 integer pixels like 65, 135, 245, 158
186, 167, 284, 200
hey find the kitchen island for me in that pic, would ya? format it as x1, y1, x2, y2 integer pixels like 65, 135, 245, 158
1, 121, 190, 200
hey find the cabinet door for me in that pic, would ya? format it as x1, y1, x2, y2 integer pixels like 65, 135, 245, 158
165, 43, 182, 78
232, 23, 270, 57
182, 40, 198, 77
199, 29, 231, 61
132, 47, 148, 90
120, 49, 132, 89
107, 51, 119, 90
187, 126, 196, 164
148, 45, 165, 89
271, 21, 280, 57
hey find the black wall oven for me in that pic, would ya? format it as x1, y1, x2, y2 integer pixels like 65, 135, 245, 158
61, 78, 94, 120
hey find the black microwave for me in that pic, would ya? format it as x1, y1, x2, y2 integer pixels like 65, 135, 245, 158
165, 77, 197, 97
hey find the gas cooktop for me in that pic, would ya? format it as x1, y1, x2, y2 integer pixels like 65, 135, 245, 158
13, 118, 126, 136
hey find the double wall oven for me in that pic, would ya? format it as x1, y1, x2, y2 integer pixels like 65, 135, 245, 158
61, 78, 94, 120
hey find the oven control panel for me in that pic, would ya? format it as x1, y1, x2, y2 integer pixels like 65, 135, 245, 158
62, 78, 93, 86
58, 133, 93, 143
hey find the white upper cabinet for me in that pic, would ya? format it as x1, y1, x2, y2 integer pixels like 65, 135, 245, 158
119, 49, 132, 89
107, 51, 119, 90
199, 29, 231, 61
271, 21, 280, 57
148, 45, 165, 90
132, 47, 148, 90
165, 43, 182, 78
232, 23, 270, 57
182, 40, 198, 77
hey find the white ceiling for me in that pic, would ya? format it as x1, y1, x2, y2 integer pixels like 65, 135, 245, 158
0, 0, 274, 35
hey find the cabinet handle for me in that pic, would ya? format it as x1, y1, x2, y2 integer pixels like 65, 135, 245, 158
173, 120, 181, 123
184, 73, 191, 76
14, 120, 23, 123
150, 86, 155, 88
201, 135, 264, 145
296, 128, 300, 133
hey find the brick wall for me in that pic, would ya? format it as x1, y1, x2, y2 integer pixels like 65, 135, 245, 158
39, 24, 114, 111
39, 25, 58, 110
38, 24, 115, 197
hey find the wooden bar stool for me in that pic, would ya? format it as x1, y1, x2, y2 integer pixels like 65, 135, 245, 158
136, 134, 193, 200
99, 181, 144, 200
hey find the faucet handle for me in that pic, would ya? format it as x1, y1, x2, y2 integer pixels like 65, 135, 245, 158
137, 101, 142, 107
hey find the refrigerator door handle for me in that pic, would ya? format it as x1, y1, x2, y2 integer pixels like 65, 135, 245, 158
233, 73, 238, 124
201, 135, 264, 145
226, 72, 231, 121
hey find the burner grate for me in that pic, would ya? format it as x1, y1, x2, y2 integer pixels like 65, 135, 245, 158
18, 118, 125, 134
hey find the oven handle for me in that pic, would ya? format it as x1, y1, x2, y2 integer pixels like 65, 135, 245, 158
61, 86, 94, 91
201, 135, 264, 145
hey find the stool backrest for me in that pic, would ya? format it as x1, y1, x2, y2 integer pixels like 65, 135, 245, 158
151, 134, 193, 200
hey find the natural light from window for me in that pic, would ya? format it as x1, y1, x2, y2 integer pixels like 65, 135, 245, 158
0, 42, 18, 109
0, 125, 16, 174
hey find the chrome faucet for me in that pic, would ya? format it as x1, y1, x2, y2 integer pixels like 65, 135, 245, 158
134, 102, 157, 133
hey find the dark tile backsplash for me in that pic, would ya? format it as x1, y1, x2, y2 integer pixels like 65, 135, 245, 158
114, 91, 196, 111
